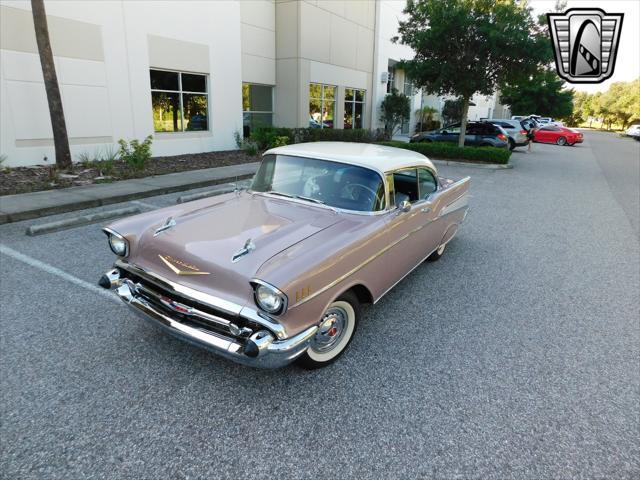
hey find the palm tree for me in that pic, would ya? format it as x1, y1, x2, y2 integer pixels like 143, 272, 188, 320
31, 0, 72, 170
416, 106, 438, 131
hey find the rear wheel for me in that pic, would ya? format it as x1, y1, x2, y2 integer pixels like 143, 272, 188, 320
556, 136, 567, 146
298, 291, 359, 369
427, 243, 446, 262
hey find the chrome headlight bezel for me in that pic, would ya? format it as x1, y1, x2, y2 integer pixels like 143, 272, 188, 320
103, 228, 129, 257
251, 279, 288, 316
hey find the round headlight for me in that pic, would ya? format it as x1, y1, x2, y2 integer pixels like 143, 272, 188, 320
107, 232, 129, 256
254, 284, 285, 314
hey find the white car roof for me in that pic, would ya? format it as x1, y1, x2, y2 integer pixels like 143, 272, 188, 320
265, 142, 436, 174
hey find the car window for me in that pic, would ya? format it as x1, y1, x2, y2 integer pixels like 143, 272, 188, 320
443, 124, 461, 134
418, 168, 437, 199
392, 168, 419, 205
466, 123, 479, 134
252, 154, 386, 212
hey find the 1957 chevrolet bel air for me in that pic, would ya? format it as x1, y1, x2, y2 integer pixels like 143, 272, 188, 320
99, 142, 470, 368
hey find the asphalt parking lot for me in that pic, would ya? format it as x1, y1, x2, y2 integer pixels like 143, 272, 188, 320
1, 131, 638, 479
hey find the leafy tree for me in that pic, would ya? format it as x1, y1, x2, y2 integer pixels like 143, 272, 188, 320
442, 99, 463, 125
395, 0, 547, 147
31, 0, 72, 170
501, 70, 574, 119
379, 89, 410, 139
416, 105, 438, 131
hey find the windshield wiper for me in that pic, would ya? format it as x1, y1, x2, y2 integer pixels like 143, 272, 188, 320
267, 191, 324, 204
266, 191, 335, 211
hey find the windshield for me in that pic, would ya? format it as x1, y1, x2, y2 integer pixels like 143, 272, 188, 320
251, 154, 386, 212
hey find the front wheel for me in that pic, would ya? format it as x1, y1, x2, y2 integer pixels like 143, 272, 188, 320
298, 291, 359, 369
556, 136, 567, 146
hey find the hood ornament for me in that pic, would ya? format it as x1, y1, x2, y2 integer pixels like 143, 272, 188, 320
154, 217, 176, 237
231, 238, 255, 263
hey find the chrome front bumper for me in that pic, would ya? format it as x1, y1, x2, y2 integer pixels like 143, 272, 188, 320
105, 270, 317, 368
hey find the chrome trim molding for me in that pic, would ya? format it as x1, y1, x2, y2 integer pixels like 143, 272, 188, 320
103, 228, 129, 257
290, 214, 435, 308
250, 278, 289, 316
115, 280, 316, 368
231, 238, 255, 263
290, 190, 470, 309
114, 260, 288, 339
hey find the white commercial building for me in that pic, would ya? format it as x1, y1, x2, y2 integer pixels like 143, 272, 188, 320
0, 0, 504, 168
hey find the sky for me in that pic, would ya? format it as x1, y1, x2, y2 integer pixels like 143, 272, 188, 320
530, 0, 640, 92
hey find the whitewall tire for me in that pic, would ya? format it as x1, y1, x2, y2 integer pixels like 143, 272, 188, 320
427, 243, 446, 262
298, 292, 359, 369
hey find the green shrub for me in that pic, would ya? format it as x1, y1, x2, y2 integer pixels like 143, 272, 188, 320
250, 127, 381, 149
118, 135, 153, 171
378, 140, 511, 164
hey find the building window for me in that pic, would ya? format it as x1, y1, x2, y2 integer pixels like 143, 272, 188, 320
344, 88, 365, 129
309, 83, 335, 129
242, 83, 273, 137
386, 67, 395, 93
403, 75, 414, 97
150, 69, 208, 133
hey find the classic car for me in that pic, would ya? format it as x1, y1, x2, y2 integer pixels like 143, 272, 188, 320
99, 142, 470, 369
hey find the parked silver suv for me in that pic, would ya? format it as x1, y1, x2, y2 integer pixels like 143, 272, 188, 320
484, 118, 529, 150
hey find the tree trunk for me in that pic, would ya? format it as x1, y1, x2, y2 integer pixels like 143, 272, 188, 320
458, 96, 470, 148
31, 0, 72, 170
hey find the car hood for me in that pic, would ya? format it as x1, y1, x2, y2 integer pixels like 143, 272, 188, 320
128, 193, 342, 304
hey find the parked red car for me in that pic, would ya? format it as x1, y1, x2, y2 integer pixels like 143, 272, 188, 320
533, 125, 583, 146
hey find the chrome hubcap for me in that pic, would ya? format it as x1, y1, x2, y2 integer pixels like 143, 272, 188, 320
311, 307, 348, 353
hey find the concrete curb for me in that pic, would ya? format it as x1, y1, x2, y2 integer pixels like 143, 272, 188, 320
430, 159, 513, 169
0, 162, 259, 225
25, 206, 141, 236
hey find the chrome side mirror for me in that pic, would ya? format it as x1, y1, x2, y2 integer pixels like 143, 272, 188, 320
399, 200, 411, 213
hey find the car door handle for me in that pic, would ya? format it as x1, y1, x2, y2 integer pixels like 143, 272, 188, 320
421, 207, 431, 213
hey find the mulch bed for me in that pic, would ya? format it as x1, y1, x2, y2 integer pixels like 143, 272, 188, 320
0, 150, 258, 196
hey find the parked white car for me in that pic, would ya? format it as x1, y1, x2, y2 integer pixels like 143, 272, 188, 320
626, 125, 640, 139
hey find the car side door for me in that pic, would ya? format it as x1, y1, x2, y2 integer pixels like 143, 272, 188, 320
381, 168, 435, 285
441, 124, 461, 143
412, 168, 447, 253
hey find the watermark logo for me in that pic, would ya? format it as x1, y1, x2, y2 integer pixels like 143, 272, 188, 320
547, 8, 623, 84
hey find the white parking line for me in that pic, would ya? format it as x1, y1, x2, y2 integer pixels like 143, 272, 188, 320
0, 244, 121, 305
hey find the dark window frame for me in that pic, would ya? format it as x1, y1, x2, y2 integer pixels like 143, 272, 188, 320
150, 68, 209, 133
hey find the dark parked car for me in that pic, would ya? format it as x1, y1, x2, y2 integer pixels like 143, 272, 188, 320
410, 121, 509, 148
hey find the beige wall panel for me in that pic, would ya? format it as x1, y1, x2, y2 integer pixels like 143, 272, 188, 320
299, 2, 330, 63
309, 60, 367, 89
275, 1, 298, 59
241, 23, 275, 58
240, 0, 275, 30
5, 81, 52, 140
0, 5, 103, 61
274, 58, 299, 127
356, 25, 374, 72
0, 50, 44, 82
344, 1, 372, 27
61, 85, 112, 138
242, 53, 276, 85
317, 0, 344, 16
57, 57, 107, 87
330, 15, 357, 69
148, 35, 209, 73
